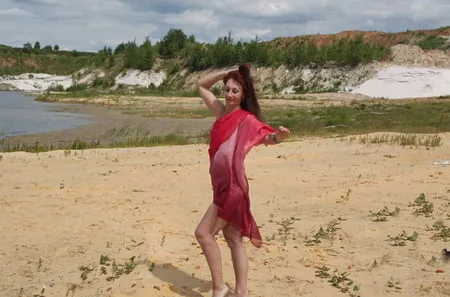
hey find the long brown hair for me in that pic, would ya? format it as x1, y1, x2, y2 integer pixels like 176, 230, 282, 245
223, 64, 261, 120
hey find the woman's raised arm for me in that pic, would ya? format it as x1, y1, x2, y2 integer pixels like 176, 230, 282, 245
198, 70, 228, 118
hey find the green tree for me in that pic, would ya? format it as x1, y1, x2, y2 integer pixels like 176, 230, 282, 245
212, 32, 237, 67
139, 37, 156, 70
34, 41, 41, 51
242, 35, 270, 65
103, 46, 113, 55
114, 42, 126, 54
159, 28, 187, 58
280, 35, 389, 67
23, 42, 32, 53
42, 45, 53, 53
267, 47, 284, 66
305, 39, 319, 64
96, 46, 112, 66
286, 40, 308, 66
54, 44, 59, 51
184, 42, 213, 71
124, 41, 139, 68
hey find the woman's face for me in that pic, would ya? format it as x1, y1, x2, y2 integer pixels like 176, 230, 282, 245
224, 78, 244, 108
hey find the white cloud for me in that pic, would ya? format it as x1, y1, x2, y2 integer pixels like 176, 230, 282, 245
163, 9, 219, 28
232, 28, 272, 41
0, 7, 33, 16
0, 0, 448, 51
232, 0, 293, 17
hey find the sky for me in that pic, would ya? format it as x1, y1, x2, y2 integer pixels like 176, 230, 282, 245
1, 0, 449, 52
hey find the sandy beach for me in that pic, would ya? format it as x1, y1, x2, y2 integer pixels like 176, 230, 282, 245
1, 132, 449, 297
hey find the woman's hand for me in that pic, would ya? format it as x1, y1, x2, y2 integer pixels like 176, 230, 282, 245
274, 126, 290, 143
265, 126, 290, 145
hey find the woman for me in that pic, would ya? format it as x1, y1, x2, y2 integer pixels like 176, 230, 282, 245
194, 64, 290, 297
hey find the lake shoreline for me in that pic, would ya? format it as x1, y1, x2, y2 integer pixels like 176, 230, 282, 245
2, 91, 449, 151
1, 100, 214, 149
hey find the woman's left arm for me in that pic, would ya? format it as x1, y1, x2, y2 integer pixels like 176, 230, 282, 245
264, 126, 290, 145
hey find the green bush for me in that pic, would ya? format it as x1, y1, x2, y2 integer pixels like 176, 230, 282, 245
92, 78, 115, 88
47, 84, 65, 92
66, 83, 88, 92
418, 35, 448, 50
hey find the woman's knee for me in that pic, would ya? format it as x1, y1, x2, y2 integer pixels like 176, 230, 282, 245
195, 204, 216, 243
195, 226, 211, 243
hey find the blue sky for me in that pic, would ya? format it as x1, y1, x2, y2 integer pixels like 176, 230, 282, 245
1, 0, 449, 52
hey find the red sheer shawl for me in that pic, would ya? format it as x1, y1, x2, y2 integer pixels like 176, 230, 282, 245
208, 108, 275, 247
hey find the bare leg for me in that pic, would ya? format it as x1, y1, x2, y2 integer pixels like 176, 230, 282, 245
195, 203, 229, 297
223, 225, 248, 297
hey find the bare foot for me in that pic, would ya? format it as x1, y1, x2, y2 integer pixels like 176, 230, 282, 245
213, 285, 229, 297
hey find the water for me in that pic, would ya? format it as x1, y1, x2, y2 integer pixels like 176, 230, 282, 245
0, 91, 93, 139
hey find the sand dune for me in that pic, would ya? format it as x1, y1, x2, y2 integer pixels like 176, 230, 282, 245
351, 66, 450, 99
1, 134, 449, 297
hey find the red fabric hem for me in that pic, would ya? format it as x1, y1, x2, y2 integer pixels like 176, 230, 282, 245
215, 205, 263, 248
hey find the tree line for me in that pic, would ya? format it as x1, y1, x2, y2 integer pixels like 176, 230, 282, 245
23, 41, 59, 53
9, 28, 390, 73
0, 42, 95, 57
103, 29, 390, 72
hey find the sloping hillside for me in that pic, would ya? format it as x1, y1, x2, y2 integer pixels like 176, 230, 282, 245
270, 26, 450, 49
1, 27, 450, 98
0, 44, 96, 75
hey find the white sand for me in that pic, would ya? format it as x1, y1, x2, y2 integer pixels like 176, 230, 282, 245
3, 65, 450, 99
0, 73, 73, 91
114, 70, 166, 88
351, 66, 450, 99
0, 70, 167, 91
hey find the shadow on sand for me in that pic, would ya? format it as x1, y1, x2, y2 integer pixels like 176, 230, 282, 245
151, 262, 212, 297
